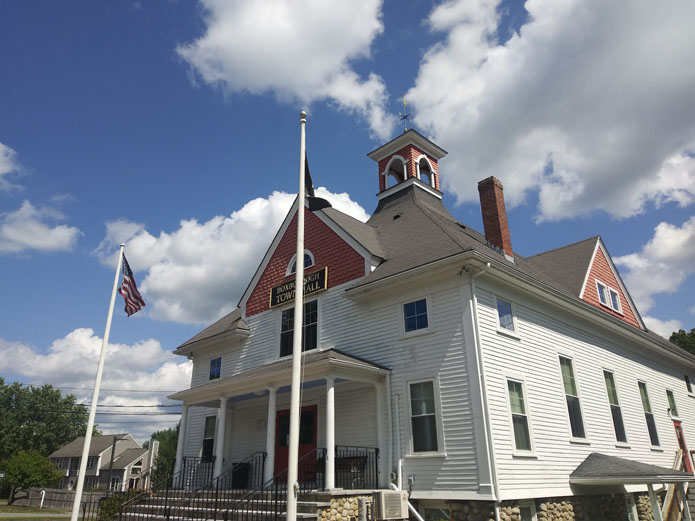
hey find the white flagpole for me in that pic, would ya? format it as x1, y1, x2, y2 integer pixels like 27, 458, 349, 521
70, 243, 125, 521
286, 111, 307, 521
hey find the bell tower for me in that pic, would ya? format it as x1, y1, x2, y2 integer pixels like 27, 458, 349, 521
367, 129, 447, 195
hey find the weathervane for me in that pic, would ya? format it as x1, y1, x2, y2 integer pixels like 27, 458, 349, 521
398, 95, 412, 133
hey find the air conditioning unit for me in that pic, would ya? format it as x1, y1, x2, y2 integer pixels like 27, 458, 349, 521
373, 490, 409, 520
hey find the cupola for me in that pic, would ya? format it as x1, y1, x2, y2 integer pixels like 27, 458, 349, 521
367, 129, 447, 199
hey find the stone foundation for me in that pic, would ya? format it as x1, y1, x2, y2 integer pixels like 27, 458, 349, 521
317, 494, 371, 521
635, 493, 662, 521
447, 500, 496, 521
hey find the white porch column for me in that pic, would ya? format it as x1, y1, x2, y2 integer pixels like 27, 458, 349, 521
326, 377, 335, 489
678, 483, 692, 521
214, 397, 228, 478
648, 484, 664, 521
375, 381, 386, 488
264, 388, 277, 483
174, 404, 189, 476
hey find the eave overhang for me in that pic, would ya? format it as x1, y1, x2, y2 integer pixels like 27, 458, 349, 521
173, 328, 250, 357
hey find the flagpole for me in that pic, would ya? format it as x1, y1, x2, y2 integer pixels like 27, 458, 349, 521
70, 243, 125, 521
286, 111, 307, 521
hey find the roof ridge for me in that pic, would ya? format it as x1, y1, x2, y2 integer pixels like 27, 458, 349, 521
527, 235, 599, 259
408, 189, 473, 252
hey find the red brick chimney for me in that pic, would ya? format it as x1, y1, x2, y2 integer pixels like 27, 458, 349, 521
478, 177, 513, 258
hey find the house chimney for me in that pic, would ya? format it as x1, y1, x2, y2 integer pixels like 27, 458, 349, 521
478, 176, 513, 258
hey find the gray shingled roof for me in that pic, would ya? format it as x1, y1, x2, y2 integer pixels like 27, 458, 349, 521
524, 236, 599, 297
110, 448, 148, 470
49, 434, 131, 458
176, 308, 249, 353
321, 207, 385, 259
570, 453, 694, 484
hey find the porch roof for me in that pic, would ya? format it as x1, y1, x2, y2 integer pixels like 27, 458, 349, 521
570, 453, 694, 485
168, 349, 390, 405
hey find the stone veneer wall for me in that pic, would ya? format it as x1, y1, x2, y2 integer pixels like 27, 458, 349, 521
635, 493, 662, 521
317, 495, 371, 521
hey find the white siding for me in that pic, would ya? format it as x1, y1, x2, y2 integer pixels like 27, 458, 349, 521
477, 281, 695, 499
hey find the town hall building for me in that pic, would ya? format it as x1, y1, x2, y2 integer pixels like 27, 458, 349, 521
169, 130, 694, 521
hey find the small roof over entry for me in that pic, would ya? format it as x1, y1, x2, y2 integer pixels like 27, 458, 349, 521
570, 453, 694, 486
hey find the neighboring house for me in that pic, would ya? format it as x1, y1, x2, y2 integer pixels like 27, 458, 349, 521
49, 433, 158, 491
169, 130, 694, 520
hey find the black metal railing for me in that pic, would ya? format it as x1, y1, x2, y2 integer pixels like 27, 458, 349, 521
117, 452, 265, 521
176, 456, 216, 490
226, 447, 327, 521
334, 445, 378, 490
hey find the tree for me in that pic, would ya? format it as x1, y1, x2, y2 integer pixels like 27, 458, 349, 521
145, 424, 179, 486
0, 378, 89, 465
4, 450, 62, 504
670, 328, 695, 356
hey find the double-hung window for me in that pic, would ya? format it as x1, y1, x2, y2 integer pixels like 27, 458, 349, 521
404, 298, 429, 333
209, 357, 221, 380
559, 356, 586, 439
496, 298, 515, 333
666, 390, 679, 418
201, 415, 216, 462
603, 371, 627, 443
686, 375, 693, 394
507, 379, 532, 452
409, 380, 439, 453
638, 381, 660, 446
280, 300, 318, 357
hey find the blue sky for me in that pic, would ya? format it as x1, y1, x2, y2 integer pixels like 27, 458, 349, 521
1, 0, 693, 441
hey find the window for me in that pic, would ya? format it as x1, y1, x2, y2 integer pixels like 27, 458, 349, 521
519, 501, 537, 521
638, 382, 660, 446
288, 251, 314, 275
666, 390, 679, 418
209, 357, 221, 380
54, 458, 64, 469
404, 298, 428, 332
596, 280, 622, 313
109, 476, 121, 491
86, 456, 97, 469
70, 458, 80, 470
603, 371, 627, 443
280, 300, 318, 357
507, 379, 532, 452
409, 380, 439, 453
685, 375, 692, 394
559, 356, 586, 439
496, 298, 515, 332
202, 415, 216, 462
84, 477, 98, 490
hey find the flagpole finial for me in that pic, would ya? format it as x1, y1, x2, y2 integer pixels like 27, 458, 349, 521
300, 110, 306, 121
120, 243, 125, 248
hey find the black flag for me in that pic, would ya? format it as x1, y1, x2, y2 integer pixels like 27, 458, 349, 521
305, 154, 332, 211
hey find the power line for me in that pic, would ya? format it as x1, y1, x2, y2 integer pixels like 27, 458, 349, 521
18, 383, 178, 393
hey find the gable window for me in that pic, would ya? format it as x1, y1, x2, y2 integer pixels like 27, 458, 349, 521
280, 300, 318, 357
685, 375, 692, 394
201, 415, 216, 462
596, 281, 608, 306
507, 379, 532, 452
496, 298, 515, 332
559, 356, 586, 439
409, 380, 440, 453
666, 390, 679, 418
609, 288, 622, 313
603, 370, 627, 443
404, 298, 428, 332
288, 251, 314, 275
638, 381, 660, 446
209, 357, 221, 380
596, 280, 622, 313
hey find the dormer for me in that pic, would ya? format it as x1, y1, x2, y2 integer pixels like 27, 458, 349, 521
368, 129, 447, 199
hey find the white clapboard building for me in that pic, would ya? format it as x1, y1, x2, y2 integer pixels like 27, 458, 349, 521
169, 130, 694, 521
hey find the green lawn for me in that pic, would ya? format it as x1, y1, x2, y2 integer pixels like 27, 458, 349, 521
0, 500, 70, 515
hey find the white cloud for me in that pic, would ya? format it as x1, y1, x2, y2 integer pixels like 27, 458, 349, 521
0, 142, 23, 191
615, 217, 695, 315
0, 200, 82, 254
176, 0, 396, 140
642, 316, 682, 339
407, 0, 695, 221
95, 189, 369, 324
0, 329, 191, 441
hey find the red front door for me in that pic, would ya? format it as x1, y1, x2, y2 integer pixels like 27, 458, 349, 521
674, 421, 693, 474
275, 404, 318, 482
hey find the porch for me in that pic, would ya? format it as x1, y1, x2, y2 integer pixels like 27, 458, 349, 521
169, 349, 391, 491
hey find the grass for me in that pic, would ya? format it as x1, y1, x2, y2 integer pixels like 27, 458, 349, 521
0, 499, 71, 518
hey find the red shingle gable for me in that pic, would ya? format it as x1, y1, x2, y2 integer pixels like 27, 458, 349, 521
245, 208, 366, 317
582, 244, 641, 329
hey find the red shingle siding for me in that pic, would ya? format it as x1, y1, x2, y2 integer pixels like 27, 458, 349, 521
245, 208, 366, 316
377, 144, 439, 191
582, 246, 641, 328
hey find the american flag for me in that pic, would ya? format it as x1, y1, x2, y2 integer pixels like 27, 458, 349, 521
118, 255, 146, 316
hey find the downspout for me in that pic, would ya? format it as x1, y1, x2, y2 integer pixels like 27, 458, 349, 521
386, 373, 394, 490
466, 263, 502, 521
394, 394, 403, 491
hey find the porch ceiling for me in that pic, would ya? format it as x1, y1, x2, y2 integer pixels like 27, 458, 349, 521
168, 348, 389, 405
